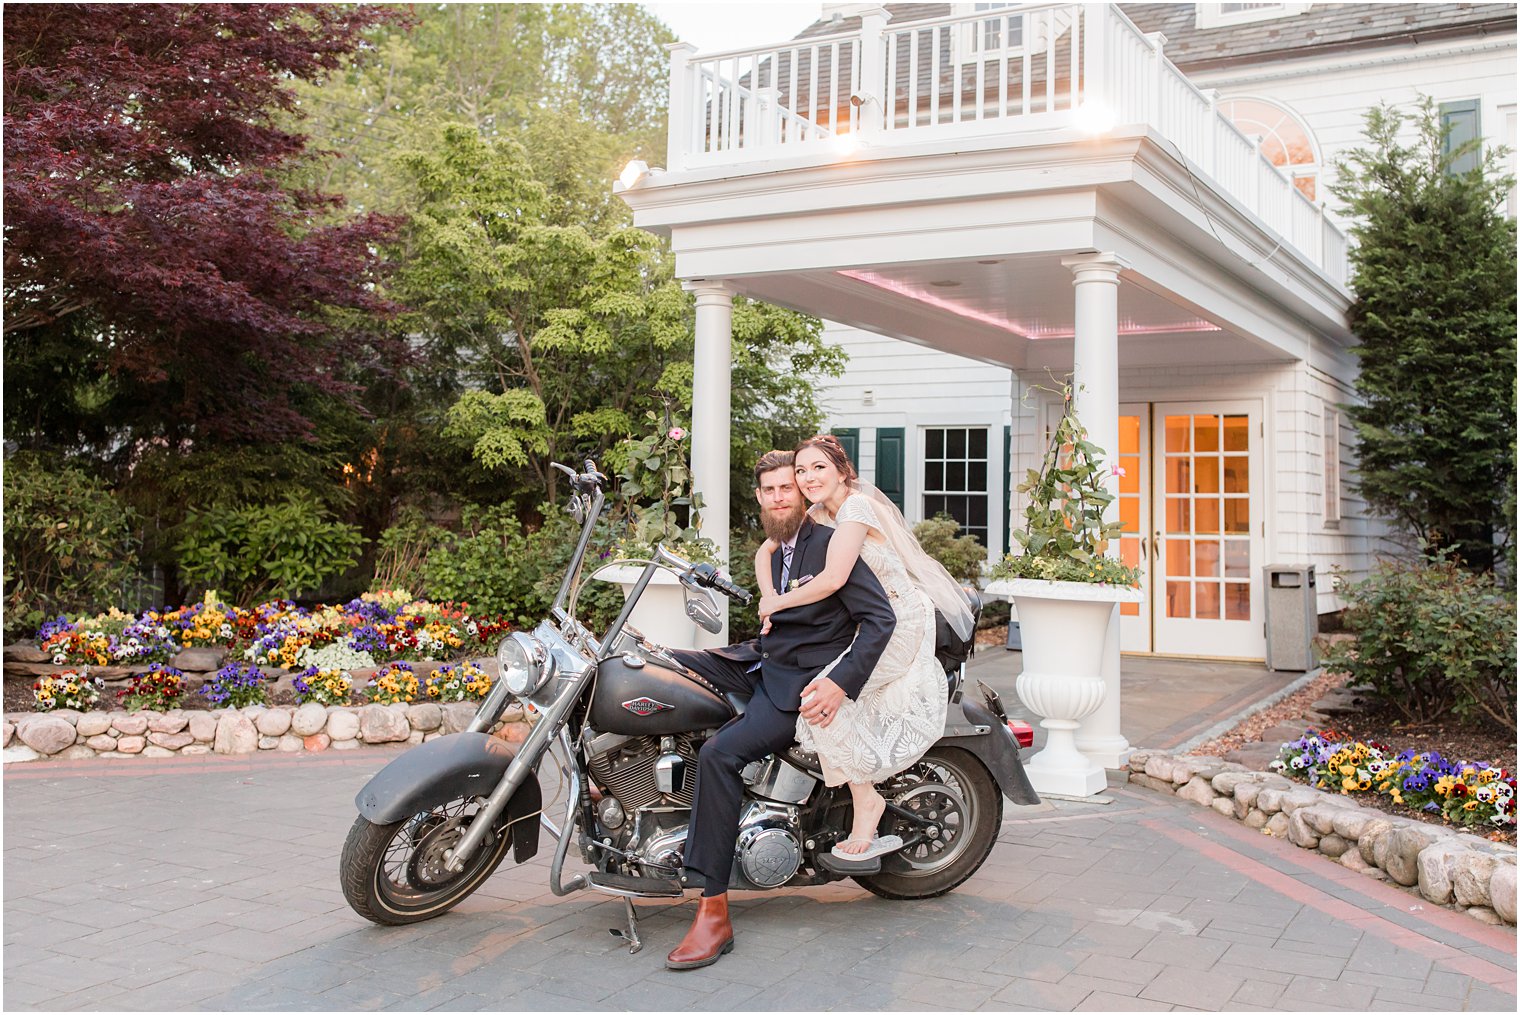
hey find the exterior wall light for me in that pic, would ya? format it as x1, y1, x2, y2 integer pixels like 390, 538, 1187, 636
616, 159, 651, 192
1074, 101, 1117, 136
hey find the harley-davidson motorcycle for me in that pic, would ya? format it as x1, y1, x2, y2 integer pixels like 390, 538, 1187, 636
340, 460, 1038, 951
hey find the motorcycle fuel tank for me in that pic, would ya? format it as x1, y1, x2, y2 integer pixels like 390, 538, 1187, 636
589, 656, 735, 736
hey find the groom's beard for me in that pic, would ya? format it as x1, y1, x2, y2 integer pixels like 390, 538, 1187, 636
760, 501, 807, 544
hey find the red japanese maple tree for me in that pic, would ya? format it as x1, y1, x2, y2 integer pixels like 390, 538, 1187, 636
3, 3, 405, 443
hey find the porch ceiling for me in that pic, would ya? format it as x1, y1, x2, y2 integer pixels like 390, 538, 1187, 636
620, 128, 1357, 371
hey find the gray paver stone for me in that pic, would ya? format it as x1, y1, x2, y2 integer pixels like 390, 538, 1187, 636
111, 713, 148, 736
213, 712, 258, 755
359, 704, 408, 744
1387, 826, 1439, 886
291, 702, 327, 737
188, 712, 218, 742
1317, 833, 1350, 859
16, 715, 77, 755
255, 708, 291, 737
1486, 861, 1515, 922
1359, 819, 1394, 865
147, 711, 188, 734
1451, 851, 1497, 908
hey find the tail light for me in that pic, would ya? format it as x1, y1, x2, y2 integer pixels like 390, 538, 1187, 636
1007, 720, 1034, 748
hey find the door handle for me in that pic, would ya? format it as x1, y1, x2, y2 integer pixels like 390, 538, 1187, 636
1140, 536, 1149, 560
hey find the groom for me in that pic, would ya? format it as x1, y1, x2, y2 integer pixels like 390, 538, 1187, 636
664, 449, 897, 970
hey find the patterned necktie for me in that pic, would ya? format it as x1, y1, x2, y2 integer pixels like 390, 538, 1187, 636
779, 543, 794, 589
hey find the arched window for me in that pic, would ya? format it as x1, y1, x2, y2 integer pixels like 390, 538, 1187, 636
1219, 96, 1320, 201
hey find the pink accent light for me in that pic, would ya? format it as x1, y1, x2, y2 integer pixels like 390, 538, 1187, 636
837, 269, 1223, 340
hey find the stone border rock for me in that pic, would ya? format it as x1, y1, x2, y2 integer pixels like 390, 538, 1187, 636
1128, 749, 1518, 928
2, 701, 529, 764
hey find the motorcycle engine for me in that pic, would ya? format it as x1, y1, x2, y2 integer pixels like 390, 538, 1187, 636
586, 730, 703, 812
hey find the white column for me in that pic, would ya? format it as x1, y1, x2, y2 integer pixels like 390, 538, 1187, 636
666, 43, 697, 171
1062, 253, 1133, 771
684, 281, 734, 647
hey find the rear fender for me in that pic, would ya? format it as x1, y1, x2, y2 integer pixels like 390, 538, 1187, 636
937, 699, 1041, 806
354, 732, 543, 863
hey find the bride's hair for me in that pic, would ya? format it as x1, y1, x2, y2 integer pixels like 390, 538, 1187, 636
794, 434, 859, 483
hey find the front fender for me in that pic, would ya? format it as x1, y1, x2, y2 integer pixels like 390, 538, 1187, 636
354, 732, 543, 863
938, 698, 1041, 806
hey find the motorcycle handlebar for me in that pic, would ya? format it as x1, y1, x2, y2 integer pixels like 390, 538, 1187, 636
551, 460, 607, 493
690, 563, 753, 606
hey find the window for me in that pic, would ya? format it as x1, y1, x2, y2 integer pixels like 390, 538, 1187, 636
1440, 99, 1482, 177
1220, 96, 1320, 200
1323, 406, 1341, 527
1196, 3, 1311, 29
969, 3, 1024, 56
923, 427, 990, 545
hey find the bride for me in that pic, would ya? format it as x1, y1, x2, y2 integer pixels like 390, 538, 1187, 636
756, 434, 975, 861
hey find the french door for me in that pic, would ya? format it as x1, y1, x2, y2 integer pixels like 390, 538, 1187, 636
1150, 402, 1264, 657
1049, 400, 1265, 658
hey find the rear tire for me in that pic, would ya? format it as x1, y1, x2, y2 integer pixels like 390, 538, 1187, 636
340, 797, 514, 925
853, 746, 1002, 900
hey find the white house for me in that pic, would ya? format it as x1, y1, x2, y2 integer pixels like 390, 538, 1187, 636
802, 2, 1517, 661
616, 1, 1513, 769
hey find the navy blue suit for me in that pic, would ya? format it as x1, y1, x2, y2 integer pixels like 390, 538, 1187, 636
670, 517, 896, 890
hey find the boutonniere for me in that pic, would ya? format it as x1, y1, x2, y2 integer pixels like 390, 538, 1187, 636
787, 574, 815, 592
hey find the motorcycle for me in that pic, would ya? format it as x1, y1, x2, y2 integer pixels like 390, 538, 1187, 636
340, 459, 1039, 951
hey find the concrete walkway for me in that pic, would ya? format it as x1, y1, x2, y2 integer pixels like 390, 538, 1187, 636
5, 744, 1515, 1011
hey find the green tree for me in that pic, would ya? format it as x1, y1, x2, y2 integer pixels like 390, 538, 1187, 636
1331, 99, 1516, 574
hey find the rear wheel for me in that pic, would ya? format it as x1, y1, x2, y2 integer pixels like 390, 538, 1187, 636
853, 746, 1002, 900
340, 796, 513, 925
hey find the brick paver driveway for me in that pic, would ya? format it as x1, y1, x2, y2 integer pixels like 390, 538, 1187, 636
4, 750, 1515, 1011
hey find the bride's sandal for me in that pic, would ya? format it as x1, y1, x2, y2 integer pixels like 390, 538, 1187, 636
830, 835, 904, 862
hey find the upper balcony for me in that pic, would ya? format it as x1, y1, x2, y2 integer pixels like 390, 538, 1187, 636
659, 2, 1347, 288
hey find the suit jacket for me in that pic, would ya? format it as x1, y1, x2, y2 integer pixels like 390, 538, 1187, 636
705, 517, 896, 711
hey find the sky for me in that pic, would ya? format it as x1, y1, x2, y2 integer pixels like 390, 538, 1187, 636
643, 1, 825, 53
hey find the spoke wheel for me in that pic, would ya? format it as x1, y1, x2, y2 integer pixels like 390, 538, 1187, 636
853, 747, 1001, 900
341, 797, 513, 925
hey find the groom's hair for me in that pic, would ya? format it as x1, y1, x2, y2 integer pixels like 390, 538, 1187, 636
752, 449, 795, 486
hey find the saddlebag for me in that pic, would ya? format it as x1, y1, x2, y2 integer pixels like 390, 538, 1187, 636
354, 732, 543, 863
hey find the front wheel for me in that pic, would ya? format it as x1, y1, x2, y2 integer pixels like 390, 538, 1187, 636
853, 746, 1002, 900
340, 796, 514, 925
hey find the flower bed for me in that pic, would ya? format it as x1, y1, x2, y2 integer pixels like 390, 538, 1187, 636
1273, 730, 1515, 833
30, 590, 511, 673
3, 699, 531, 764
1127, 750, 1518, 927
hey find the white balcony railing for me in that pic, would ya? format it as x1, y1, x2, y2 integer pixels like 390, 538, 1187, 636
665, 3, 1348, 287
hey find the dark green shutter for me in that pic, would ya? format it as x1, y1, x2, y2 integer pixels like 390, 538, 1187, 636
830, 428, 860, 470
875, 427, 906, 512
1440, 99, 1481, 176
1002, 424, 1012, 556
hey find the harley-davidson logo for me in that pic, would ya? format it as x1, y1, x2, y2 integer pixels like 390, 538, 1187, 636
621, 697, 674, 717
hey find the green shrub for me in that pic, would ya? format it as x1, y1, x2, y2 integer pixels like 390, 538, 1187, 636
1323, 556, 1516, 727
175, 498, 364, 608
913, 514, 987, 584
2, 454, 141, 639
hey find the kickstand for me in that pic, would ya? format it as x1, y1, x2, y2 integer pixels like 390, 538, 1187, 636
609, 897, 642, 954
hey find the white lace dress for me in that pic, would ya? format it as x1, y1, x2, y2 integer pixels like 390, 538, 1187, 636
795, 495, 948, 786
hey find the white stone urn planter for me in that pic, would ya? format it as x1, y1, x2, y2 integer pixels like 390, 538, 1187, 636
593, 565, 704, 650
984, 578, 1144, 798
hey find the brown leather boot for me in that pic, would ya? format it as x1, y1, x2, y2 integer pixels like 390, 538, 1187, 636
665, 893, 735, 970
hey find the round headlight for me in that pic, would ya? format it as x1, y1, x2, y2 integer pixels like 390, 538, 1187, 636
497, 632, 547, 696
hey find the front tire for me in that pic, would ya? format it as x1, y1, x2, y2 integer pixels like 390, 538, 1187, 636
853, 746, 1002, 900
340, 796, 514, 925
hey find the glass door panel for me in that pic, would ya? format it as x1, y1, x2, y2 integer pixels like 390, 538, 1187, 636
1152, 401, 1264, 657
1116, 406, 1150, 651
